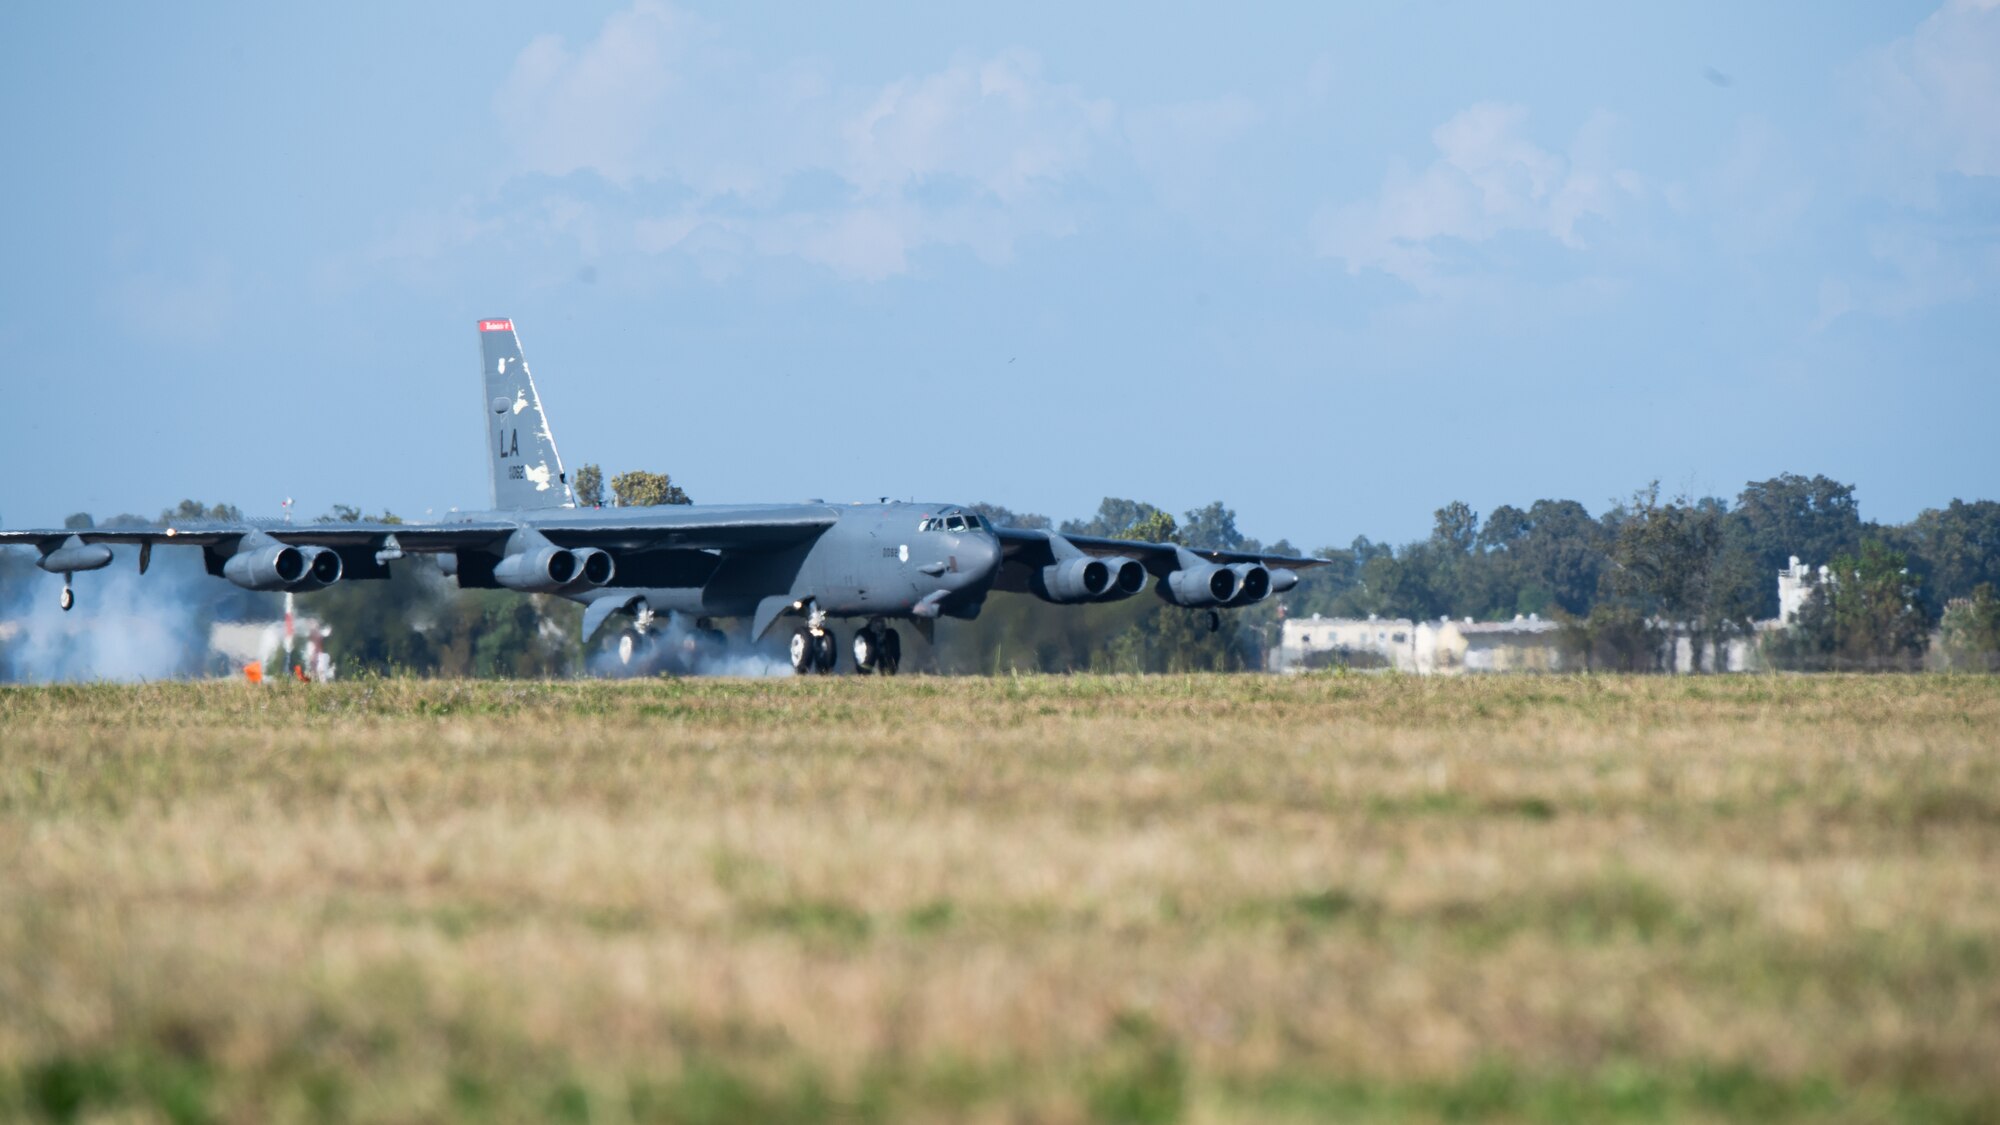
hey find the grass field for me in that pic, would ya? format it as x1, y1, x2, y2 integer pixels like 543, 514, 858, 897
2, 674, 1997, 1123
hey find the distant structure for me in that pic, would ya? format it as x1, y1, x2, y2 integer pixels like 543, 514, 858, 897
1281, 615, 1415, 670
1276, 613, 1562, 674
1419, 616, 1564, 674
1777, 556, 1815, 624
1276, 556, 1811, 675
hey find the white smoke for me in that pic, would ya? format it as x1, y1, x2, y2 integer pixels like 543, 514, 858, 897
585, 610, 792, 678
0, 550, 211, 683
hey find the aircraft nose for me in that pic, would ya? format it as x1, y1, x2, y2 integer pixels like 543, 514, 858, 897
957, 533, 1001, 587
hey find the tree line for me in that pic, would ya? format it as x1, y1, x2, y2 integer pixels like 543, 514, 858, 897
963, 474, 2000, 674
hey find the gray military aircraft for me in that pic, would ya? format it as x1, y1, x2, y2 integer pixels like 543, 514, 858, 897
2, 319, 1323, 675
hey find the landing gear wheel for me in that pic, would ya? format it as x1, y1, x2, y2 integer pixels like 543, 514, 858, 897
813, 629, 838, 674
789, 628, 815, 675
1204, 610, 1222, 633
852, 630, 878, 675
59, 585, 74, 612
878, 627, 902, 675
618, 632, 636, 666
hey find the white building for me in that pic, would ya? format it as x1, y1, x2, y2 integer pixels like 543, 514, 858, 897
1777, 556, 1816, 624
1276, 613, 1564, 674
1416, 615, 1565, 674
1277, 555, 1827, 675
1277, 614, 1417, 671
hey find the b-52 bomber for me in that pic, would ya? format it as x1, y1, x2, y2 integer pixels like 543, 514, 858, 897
1, 319, 1323, 675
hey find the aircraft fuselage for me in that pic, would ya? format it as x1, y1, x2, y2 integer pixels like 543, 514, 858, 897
505, 500, 1000, 624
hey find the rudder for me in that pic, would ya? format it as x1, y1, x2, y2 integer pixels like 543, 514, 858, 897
478, 318, 573, 510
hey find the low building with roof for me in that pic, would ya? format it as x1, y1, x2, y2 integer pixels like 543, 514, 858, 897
1277, 614, 1417, 671
1276, 613, 1564, 674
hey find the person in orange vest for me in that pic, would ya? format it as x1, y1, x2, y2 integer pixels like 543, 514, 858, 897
244, 662, 263, 684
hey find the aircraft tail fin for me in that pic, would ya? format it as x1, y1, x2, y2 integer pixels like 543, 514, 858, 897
478, 318, 573, 510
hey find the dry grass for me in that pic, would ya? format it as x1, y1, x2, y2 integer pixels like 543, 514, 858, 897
1, 673, 1997, 1123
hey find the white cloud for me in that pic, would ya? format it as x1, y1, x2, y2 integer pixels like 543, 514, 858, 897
1126, 95, 1260, 216
493, 1, 697, 186
487, 6, 1119, 280
1703, 115, 1813, 254
1814, 0, 2000, 326
1310, 104, 1642, 290
841, 51, 1113, 203
1862, 0, 2000, 190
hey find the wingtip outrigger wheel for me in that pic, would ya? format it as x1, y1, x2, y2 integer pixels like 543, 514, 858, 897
1204, 609, 1221, 633
60, 582, 74, 612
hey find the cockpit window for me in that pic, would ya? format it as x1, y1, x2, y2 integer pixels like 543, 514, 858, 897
963, 514, 982, 530
945, 514, 968, 532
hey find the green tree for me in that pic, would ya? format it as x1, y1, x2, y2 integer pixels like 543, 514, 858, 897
1889, 499, 2000, 615
1126, 508, 1178, 545
1432, 500, 1478, 555
1937, 585, 2000, 672
968, 502, 1050, 530
1426, 501, 1483, 617
1357, 547, 1438, 621
162, 499, 244, 524
1733, 473, 1862, 617
1470, 499, 1611, 619
573, 463, 605, 508
1605, 484, 1754, 670
63, 512, 94, 530
1061, 498, 1165, 539
610, 470, 690, 507
1179, 502, 1244, 551
1771, 541, 1931, 671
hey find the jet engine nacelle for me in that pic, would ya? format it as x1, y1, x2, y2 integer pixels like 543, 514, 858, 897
1269, 568, 1299, 595
494, 544, 579, 593
223, 542, 342, 591
1162, 563, 1237, 608
1034, 556, 1113, 604
1227, 563, 1271, 605
289, 547, 344, 591
1099, 556, 1148, 601
570, 546, 616, 587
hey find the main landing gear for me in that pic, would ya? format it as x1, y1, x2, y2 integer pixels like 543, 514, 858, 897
789, 625, 837, 675
789, 607, 836, 675
852, 618, 902, 676
788, 614, 902, 676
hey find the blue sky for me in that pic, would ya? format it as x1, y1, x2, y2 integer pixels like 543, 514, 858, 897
1, 1, 1993, 547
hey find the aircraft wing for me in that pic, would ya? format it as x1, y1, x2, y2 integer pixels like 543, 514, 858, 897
0, 519, 514, 553
994, 527, 1329, 577
0, 507, 840, 559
